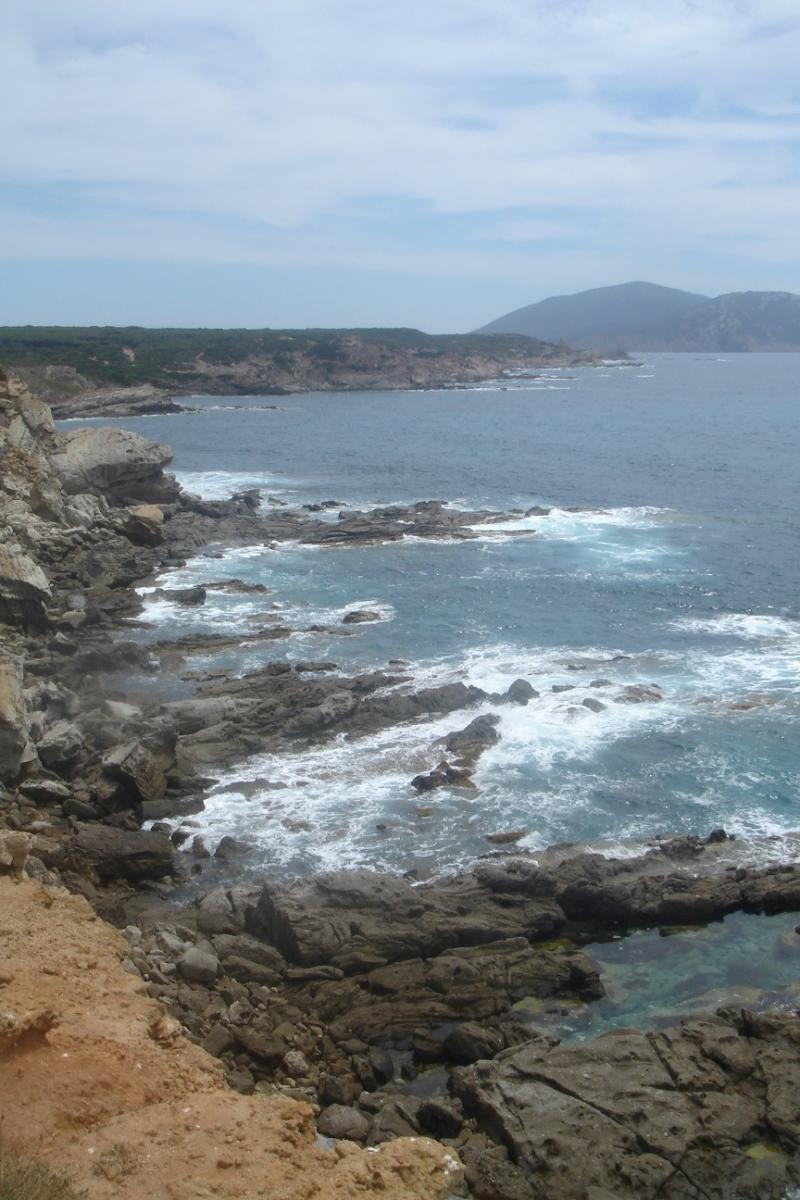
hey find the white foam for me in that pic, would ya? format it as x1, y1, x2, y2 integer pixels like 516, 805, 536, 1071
174, 470, 294, 501
673, 613, 800, 640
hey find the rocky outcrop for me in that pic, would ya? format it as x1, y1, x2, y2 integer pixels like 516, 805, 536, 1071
51, 425, 179, 502
452, 1010, 800, 1198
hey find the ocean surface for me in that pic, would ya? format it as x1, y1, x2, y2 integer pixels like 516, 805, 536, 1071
65, 353, 800, 881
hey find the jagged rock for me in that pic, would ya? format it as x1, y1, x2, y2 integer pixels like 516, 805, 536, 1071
102, 740, 167, 802
411, 761, 473, 792
438, 714, 500, 761
70, 825, 176, 880
196, 887, 237, 935
19, 777, 71, 803
616, 683, 663, 703
35, 719, 84, 771
250, 869, 565, 970
0, 546, 51, 631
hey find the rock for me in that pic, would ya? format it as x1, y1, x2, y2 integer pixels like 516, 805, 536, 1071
51, 425, 179, 503
319, 1074, 361, 1107
504, 679, 538, 704
156, 585, 207, 606
444, 1022, 504, 1065
214, 835, 252, 861
485, 830, 527, 845
616, 683, 663, 704
438, 714, 500, 761
317, 1104, 370, 1142
102, 740, 167, 802
283, 1050, 310, 1079
196, 887, 237, 935
250, 869, 565, 970
63, 797, 100, 820
201, 1023, 233, 1057
36, 720, 84, 771
123, 504, 165, 546
0, 547, 51, 631
0, 654, 34, 782
582, 696, 606, 713
294, 660, 339, 673
417, 1098, 463, 1138
70, 826, 176, 880
342, 609, 382, 624
19, 778, 71, 803
452, 1011, 800, 1199
178, 946, 220, 986
410, 762, 473, 792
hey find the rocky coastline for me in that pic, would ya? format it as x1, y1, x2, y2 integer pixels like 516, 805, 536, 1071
2, 365, 800, 1199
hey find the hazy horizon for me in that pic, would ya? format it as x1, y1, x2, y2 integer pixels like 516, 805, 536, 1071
3, 2, 800, 331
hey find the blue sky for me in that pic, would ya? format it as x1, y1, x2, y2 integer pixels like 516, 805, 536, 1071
2, 1, 800, 330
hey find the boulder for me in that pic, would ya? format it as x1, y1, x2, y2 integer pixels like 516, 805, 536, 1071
71, 826, 176, 880
123, 504, 165, 546
51, 426, 179, 503
102, 740, 167, 802
178, 946, 219, 986
317, 1104, 370, 1142
438, 714, 500, 761
35, 720, 84, 771
443, 1022, 504, 1065
504, 679, 538, 704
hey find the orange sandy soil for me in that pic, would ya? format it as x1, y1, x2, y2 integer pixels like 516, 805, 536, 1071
0, 879, 461, 1199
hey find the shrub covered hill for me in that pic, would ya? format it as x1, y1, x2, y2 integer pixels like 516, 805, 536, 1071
0, 324, 595, 412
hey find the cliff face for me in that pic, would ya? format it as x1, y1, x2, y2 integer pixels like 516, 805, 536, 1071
0, 878, 459, 1200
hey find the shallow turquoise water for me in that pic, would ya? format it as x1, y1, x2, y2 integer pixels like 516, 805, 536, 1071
539, 910, 800, 1041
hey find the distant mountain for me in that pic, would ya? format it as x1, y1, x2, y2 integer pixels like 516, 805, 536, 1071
477, 282, 710, 349
635, 291, 800, 352
477, 282, 800, 351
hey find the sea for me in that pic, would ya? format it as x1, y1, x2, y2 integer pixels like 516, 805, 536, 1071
64, 351, 800, 885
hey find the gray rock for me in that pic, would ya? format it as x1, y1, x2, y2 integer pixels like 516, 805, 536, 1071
36, 720, 84, 771
178, 946, 219, 986
102, 740, 167, 802
0, 654, 34, 782
504, 678, 538, 704
317, 1104, 370, 1142
70, 826, 176, 880
342, 609, 382, 624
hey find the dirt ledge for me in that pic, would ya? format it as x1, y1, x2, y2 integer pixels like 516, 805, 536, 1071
0, 878, 460, 1199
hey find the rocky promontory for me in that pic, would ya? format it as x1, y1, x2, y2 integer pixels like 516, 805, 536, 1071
1, 324, 600, 417
2, 364, 800, 1200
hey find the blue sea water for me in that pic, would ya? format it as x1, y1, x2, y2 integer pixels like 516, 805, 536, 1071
66, 353, 800, 879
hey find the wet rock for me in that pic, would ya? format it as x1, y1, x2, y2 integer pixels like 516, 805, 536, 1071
616, 683, 663, 704
156, 584, 207, 606
342, 609, 383, 624
214, 835, 252, 861
504, 679, 538, 704
582, 696, 606, 713
438, 714, 500, 761
317, 1104, 370, 1142
485, 830, 527, 845
410, 761, 473, 792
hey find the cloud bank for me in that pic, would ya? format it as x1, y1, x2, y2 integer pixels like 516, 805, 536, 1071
2, 1, 800, 326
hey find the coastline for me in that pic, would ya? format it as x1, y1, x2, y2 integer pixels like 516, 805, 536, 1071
2, 365, 800, 1198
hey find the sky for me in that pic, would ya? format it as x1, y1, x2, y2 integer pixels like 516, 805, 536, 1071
2, 1, 800, 331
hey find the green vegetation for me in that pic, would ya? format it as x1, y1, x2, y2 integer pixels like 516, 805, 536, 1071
0, 325, 546, 388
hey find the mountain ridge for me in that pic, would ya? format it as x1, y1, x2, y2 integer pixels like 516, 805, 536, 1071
477, 281, 800, 351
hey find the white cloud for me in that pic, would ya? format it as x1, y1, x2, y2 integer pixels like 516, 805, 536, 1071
2, 0, 800, 299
